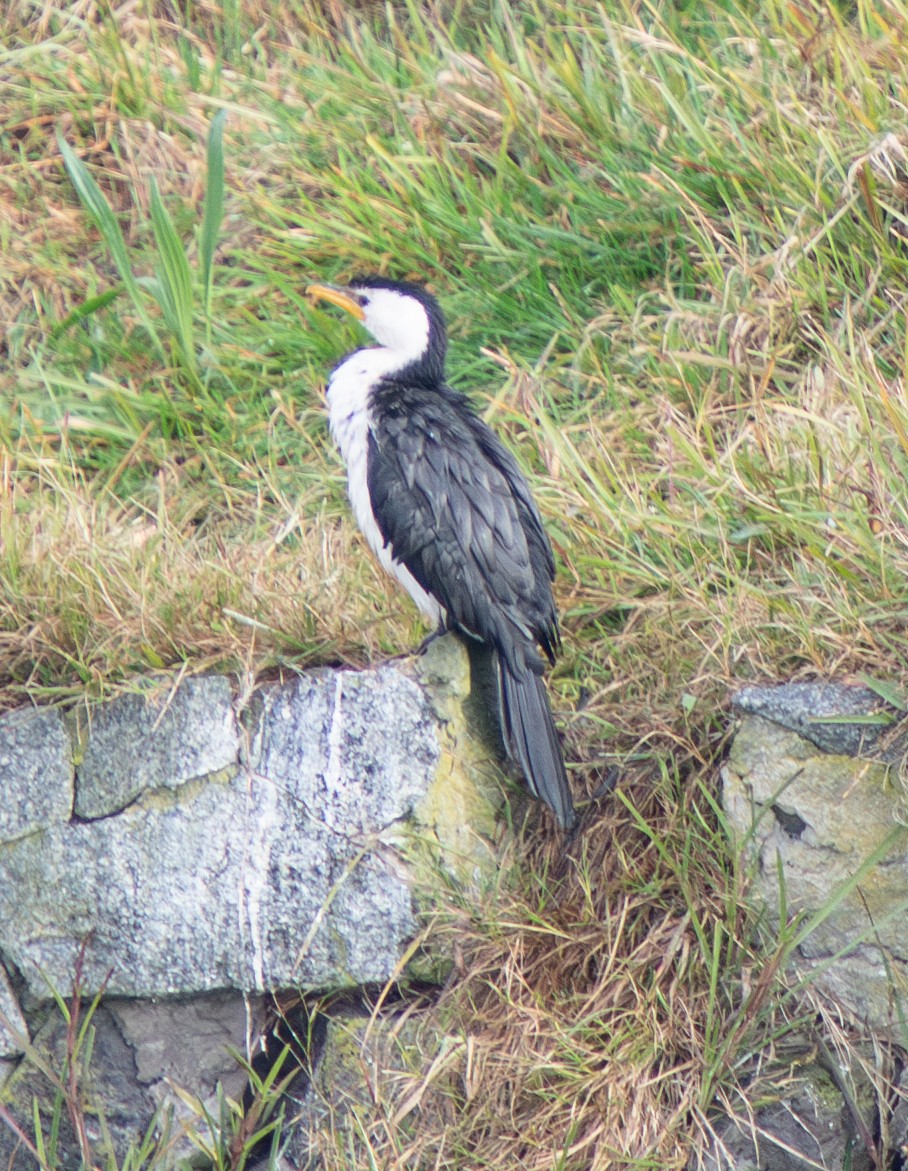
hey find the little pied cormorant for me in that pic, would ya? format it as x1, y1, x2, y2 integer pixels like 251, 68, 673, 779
307, 276, 575, 831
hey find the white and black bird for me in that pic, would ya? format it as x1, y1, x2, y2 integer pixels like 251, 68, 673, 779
307, 275, 575, 830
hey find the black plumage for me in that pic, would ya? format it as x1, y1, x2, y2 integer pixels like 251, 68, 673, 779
366, 381, 574, 830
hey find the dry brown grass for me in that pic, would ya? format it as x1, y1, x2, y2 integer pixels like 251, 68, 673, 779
294, 759, 765, 1170
0, 436, 436, 707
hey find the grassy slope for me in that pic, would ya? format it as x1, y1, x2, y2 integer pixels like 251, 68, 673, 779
3, 0, 908, 1166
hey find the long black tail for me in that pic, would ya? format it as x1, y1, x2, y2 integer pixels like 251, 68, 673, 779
497, 654, 575, 830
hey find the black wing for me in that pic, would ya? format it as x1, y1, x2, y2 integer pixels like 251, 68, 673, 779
366, 382, 559, 672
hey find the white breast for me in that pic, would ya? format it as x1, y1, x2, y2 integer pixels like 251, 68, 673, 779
327, 350, 443, 627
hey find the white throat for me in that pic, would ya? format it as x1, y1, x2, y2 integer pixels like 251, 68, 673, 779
325, 346, 412, 452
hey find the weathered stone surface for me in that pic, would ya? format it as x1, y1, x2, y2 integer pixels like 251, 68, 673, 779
733, 682, 900, 758
0, 741, 418, 1000
109, 992, 252, 1093
247, 666, 439, 837
0, 640, 497, 1004
724, 685, 908, 1037
891, 1064, 908, 1161
412, 639, 502, 876
0, 640, 503, 1167
0, 1004, 156, 1170
699, 1064, 870, 1171
0, 965, 27, 1058
0, 706, 72, 843
74, 676, 240, 819
108, 992, 254, 1156
0, 1087, 38, 1171
0, 992, 264, 1169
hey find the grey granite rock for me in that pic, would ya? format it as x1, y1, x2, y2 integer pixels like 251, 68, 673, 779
109, 992, 252, 1093
108, 992, 254, 1156
0, 1094, 38, 1171
0, 706, 73, 843
74, 676, 240, 819
732, 682, 900, 758
890, 1064, 908, 1163
0, 640, 502, 1168
0, 744, 418, 1000
724, 688, 908, 1038
246, 666, 440, 837
0, 992, 263, 1169
0, 647, 497, 1003
0, 1004, 156, 1170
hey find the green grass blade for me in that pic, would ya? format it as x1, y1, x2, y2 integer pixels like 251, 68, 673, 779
55, 131, 165, 361
200, 109, 227, 330
148, 176, 197, 375
50, 286, 122, 339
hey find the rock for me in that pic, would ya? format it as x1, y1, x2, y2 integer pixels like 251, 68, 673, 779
109, 992, 252, 1096
0, 991, 265, 1169
0, 707, 73, 842
411, 638, 502, 876
0, 1104, 36, 1171
0, 1003, 156, 1170
891, 1064, 908, 1166
73, 677, 240, 819
0, 642, 502, 1166
0, 718, 419, 1001
246, 667, 439, 838
0, 640, 498, 1003
0, 965, 27, 1058
699, 1062, 870, 1170
107, 992, 255, 1157
724, 684, 908, 1038
732, 682, 899, 758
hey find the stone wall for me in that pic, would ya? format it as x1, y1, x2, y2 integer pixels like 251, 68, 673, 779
4, 666, 908, 1168
708, 682, 908, 1171
0, 636, 501, 1165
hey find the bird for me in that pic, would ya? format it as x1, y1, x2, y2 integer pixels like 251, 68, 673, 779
306, 275, 575, 830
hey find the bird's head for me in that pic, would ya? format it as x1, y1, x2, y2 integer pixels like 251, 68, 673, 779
306, 275, 447, 383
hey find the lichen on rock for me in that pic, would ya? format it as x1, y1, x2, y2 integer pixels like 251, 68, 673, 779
723, 683, 908, 1038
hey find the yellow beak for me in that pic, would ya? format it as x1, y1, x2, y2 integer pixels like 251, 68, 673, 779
305, 283, 365, 321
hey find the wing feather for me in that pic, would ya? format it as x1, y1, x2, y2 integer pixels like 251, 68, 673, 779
366, 382, 559, 670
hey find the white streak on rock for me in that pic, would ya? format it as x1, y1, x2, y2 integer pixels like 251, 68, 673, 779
239, 703, 283, 992
323, 674, 345, 803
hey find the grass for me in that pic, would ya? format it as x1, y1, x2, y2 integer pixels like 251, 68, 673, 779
4, 0, 908, 1165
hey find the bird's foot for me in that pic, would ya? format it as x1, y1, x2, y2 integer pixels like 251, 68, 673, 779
590, 766, 620, 801
415, 621, 450, 656
563, 767, 619, 845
